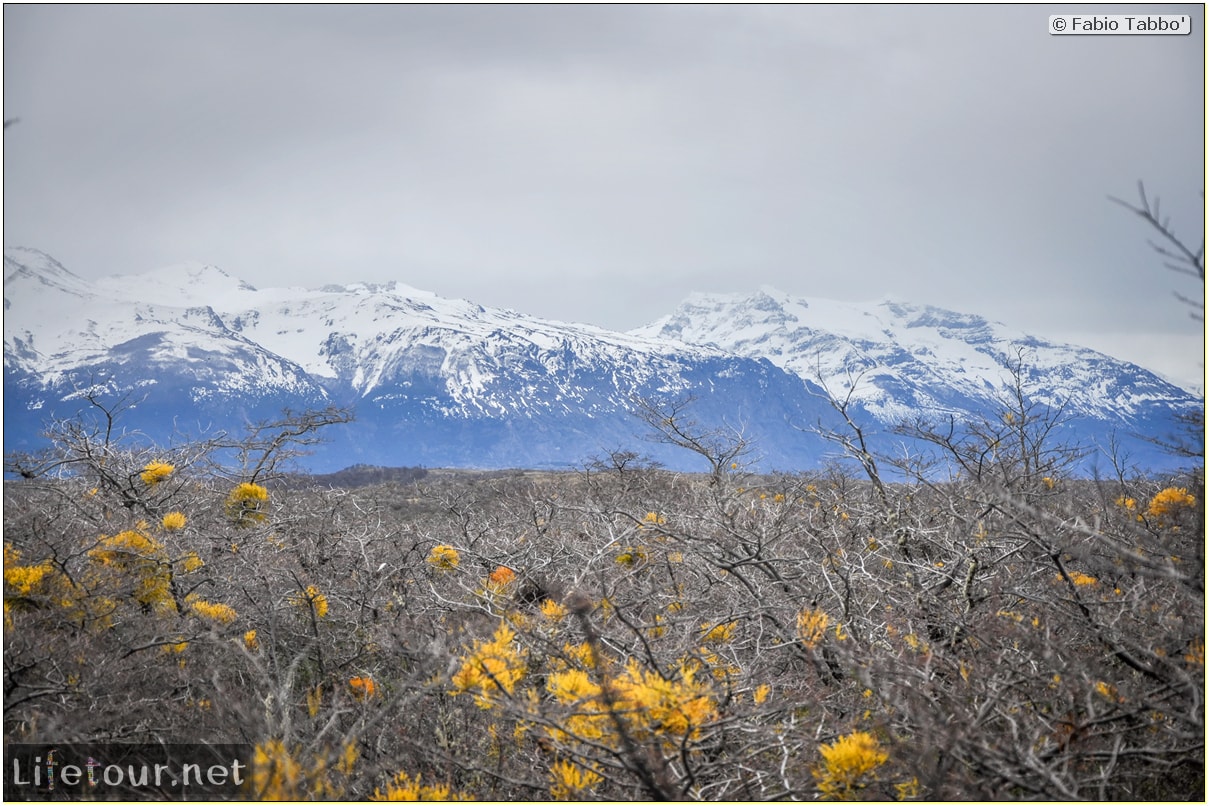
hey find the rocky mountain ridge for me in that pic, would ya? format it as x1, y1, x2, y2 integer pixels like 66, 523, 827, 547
4, 247, 1199, 474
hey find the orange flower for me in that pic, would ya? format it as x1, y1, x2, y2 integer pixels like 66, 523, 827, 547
1147, 487, 1197, 518
349, 676, 376, 700
488, 565, 517, 587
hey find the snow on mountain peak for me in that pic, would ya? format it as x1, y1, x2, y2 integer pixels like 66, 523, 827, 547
4, 247, 1200, 474
93, 262, 260, 308
4, 247, 94, 298
322, 280, 439, 299
632, 287, 1195, 424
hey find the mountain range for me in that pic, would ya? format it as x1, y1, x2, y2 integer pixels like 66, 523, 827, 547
4, 246, 1201, 475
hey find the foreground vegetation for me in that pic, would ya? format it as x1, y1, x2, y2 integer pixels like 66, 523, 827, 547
3, 386, 1203, 802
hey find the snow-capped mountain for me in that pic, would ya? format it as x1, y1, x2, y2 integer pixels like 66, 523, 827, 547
5, 249, 328, 401
3, 248, 834, 471
4, 248, 1201, 474
631, 286, 1196, 425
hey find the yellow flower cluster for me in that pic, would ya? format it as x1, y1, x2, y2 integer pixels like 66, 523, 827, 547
246, 740, 302, 800
615, 546, 647, 566
797, 608, 831, 650
189, 597, 238, 624
812, 731, 889, 800
244, 739, 360, 800
179, 552, 204, 573
561, 641, 596, 670
683, 647, 741, 685
246, 740, 356, 801
289, 585, 329, 618
140, 461, 175, 486
227, 482, 269, 525
161, 511, 188, 531
543, 652, 719, 750
370, 770, 473, 801
449, 622, 528, 709
1147, 487, 1197, 518
90, 528, 163, 561
614, 658, 718, 738
548, 760, 602, 800
701, 620, 737, 645
1062, 571, 1098, 587
545, 667, 609, 743
426, 545, 460, 571
89, 530, 174, 612
540, 598, 568, 622
4, 558, 53, 596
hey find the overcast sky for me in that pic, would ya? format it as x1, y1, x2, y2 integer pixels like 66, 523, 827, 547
4, 4, 1205, 390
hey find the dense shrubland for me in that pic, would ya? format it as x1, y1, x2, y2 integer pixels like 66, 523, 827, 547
3, 379, 1203, 801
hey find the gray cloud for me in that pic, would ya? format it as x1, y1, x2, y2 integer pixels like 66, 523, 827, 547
4, 4, 1204, 387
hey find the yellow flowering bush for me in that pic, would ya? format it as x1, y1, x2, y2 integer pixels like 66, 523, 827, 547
615, 546, 648, 566
812, 731, 889, 800
178, 551, 204, 573
426, 545, 460, 571
227, 482, 269, 525
4, 559, 53, 597
540, 598, 568, 621
88, 529, 175, 612
1069, 571, 1097, 587
188, 597, 238, 625
450, 622, 528, 709
547, 667, 603, 705
560, 641, 596, 670
613, 657, 718, 739
545, 667, 611, 744
289, 585, 329, 618
160, 511, 187, 531
90, 528, 163, 561
245, 740, 356, 801
139, 461, 175, 486
549, 759, 603, 800
3, 550, 66, 630
797, 608, 831, 650
370, 770, 473, 801
544, 651, 719, 750
1147, 487, 1197, 519
701, 620, 737, 644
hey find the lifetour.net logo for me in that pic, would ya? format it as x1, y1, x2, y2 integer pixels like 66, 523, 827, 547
4, 744, 253, 800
